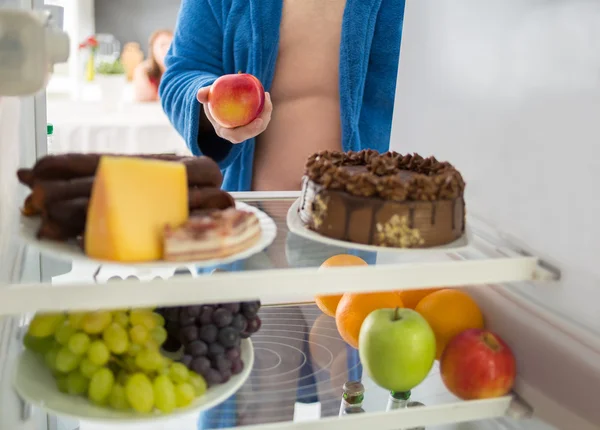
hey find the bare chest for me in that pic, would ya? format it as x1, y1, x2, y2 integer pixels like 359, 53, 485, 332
271, 0, 347, 98
252, 0, 347, 191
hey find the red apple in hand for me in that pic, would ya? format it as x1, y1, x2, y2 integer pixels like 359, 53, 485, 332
440, 328, 516, 400
208, 73, 265, 128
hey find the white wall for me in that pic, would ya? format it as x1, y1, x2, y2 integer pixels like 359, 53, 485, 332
392, 0, 600, 332
391, 2, 600, 428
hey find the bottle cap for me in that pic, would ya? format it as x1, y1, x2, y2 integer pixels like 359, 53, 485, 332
390, 390, 411, 400
343, 381, 364, 395
47, 123, 54, 135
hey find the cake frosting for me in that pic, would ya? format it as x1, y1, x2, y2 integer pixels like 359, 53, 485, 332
299, 150, 466, 248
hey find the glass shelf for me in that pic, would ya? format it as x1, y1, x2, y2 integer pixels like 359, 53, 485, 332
9, 304, 531, 430
0, 196, 558, 316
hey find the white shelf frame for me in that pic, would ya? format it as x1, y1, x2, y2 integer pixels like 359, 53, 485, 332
242, 396, 515, 430
0, 256, 542, 315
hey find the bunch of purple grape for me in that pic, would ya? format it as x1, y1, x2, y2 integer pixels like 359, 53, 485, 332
156, 301, 261, 387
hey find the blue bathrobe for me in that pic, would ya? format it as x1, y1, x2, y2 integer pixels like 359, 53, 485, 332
160, 0, 406, 192
161, 2, 405, 427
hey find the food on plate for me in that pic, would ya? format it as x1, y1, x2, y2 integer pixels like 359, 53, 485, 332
398, 287, 443, 310
208, 73, 266, 128
163, 208, 261, 261
335, 291, 404, 349
440, 328, 516, 400
187, 187, 236, 211
85, 156, 189, 262
415, 289, 484, 359
16, 153, 263, 263
37, 197, 88, 241
29, 177, 94, 212
315, 254, 368, 317
16, 167, 35, 188
24, 307, 209, 414
32, 188, 235, 242
25, 163, 228, 217
299, 150, 466, 248
359, 308, 436, 392
18, 153, 223, 188
156, 300, 262, 387
21, 194, 37, 216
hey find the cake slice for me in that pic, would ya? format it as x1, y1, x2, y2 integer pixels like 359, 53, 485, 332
163, 208, 261, 261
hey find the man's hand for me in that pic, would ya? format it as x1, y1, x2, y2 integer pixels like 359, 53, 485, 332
197, 86, 273, 144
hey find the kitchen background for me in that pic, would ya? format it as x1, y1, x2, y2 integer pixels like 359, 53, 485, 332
44, 0, 188, 156
95, 0, 179, 56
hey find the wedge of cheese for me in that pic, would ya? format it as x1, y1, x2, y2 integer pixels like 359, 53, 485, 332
85, 156, 189, 262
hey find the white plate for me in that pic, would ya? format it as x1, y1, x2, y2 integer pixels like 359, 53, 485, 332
14, 339, 254, 424
19, 202, 277, 269
287, 198, 471, 253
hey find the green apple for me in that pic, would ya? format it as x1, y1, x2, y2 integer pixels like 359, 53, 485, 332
359, 307, 436, 392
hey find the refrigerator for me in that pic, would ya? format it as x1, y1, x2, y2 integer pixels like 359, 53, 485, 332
1, 0, 599, 429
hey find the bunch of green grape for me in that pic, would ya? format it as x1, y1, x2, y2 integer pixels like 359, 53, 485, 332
24, 308, 207, 414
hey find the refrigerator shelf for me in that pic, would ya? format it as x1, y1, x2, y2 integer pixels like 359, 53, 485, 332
0, 256, 550, 316
0, 196, 559, 316
4, 304, 534, 430
229, 397, 515, 430
0, 197, 558, 429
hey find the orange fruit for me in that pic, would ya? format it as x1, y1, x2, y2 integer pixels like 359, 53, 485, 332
320, 254, 368, 268
398, 288, 443, 309
415, 289, 484, 359
315, 295, 343, 317
335, 291, 404, 349
315, 254, 368, 317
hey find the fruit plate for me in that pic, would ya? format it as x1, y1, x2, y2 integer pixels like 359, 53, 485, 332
19, 202, 277, 269
13, 339, 254, 424
287, 198, 472, 254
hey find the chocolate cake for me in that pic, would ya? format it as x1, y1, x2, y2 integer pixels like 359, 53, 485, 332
299, 150, 466, 248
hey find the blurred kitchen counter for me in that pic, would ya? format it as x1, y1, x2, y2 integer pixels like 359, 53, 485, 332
45, 94, 190, 155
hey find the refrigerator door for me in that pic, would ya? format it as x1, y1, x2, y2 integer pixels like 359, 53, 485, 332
391, 1, 600, 429
0, 2, 49, 430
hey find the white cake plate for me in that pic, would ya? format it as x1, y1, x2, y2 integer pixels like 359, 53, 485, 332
19, 202, 277, 269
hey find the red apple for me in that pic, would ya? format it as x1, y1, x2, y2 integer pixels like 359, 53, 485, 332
440, 328, 516, 400
208, 73, 265, 128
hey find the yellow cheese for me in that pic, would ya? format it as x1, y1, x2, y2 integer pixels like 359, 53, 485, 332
85, 156, 189, 262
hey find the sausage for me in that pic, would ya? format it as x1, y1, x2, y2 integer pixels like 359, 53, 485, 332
30, 153, 223, 188
17, 168, 35, 188
30, 177, 94, 211
28, 157, 225, 210
31, 153, 183, 180
188, 188, 235, 211
40, 187, 232, 225
35, 187, 234, 241
37, 218, 71, 241
21, 194, 39, 217
45, 198, 88, 237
